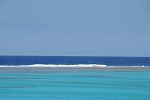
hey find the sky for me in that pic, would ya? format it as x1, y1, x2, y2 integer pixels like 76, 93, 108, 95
0, 0, 150, 57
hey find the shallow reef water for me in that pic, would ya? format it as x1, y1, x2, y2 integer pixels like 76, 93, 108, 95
0, 71, 150, 100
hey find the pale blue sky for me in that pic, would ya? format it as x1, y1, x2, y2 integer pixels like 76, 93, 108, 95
0, 0, 150, 56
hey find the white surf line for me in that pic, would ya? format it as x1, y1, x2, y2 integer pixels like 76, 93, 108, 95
0, 64, 107, 68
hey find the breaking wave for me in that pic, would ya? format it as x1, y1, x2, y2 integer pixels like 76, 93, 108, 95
0, 64, 107, 68
0, 64, 149, 68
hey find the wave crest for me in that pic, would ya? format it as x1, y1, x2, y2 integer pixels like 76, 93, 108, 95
0, 64, 107, 68
0, 64, 149, 68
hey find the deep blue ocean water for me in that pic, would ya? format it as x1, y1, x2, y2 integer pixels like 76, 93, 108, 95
0, 56, 150, 66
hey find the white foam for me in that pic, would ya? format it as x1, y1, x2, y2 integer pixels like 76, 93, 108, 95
0, 64, 149, 68
0, 64, 107, 68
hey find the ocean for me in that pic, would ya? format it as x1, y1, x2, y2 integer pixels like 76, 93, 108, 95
0, 56, 150, 100
0, 56, 150, 67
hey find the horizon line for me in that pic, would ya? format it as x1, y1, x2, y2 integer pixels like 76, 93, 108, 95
0, 55, 149, 58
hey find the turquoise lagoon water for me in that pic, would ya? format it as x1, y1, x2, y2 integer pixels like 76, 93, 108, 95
0, 71, 150, 100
